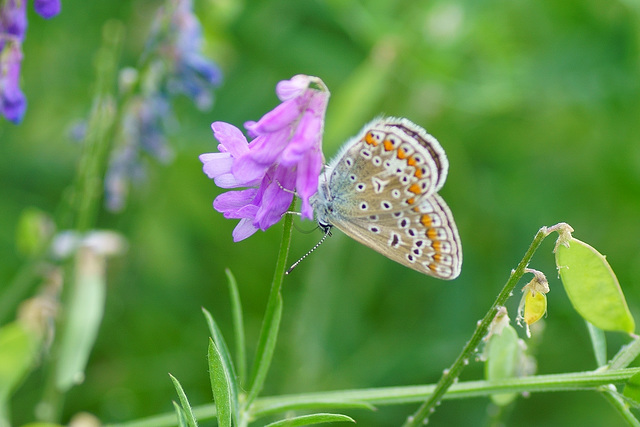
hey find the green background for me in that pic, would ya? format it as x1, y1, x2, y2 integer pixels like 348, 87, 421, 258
2, 0, 640, 425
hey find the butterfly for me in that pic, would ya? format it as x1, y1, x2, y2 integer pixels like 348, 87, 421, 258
310, 117, 462, 279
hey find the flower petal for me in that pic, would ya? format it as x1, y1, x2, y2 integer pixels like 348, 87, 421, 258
244, 97, 300, 135
232, 218, 259, 242
276, 74, 312, 101
200, 152, 232, 178
213, 189, 258, 213
211, 122, 249, 158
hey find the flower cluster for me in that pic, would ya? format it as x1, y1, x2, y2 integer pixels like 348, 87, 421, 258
200, 75, 329, 241
0, 0, 61, 123
105, 0, 221, 211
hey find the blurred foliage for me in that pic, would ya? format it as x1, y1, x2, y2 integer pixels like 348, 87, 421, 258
1, 0, 640, 425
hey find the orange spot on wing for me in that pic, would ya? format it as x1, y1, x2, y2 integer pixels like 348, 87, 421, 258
408, 183, 422, 195
365, 132, 378, 146
407, 156, 417, 166
384, 139, 394, 151
433, 253, 442, 262
432, 241, 442, 252
428, 263, 438, 272
407, 197, 415, 205
421, 215, 432, 228
427, 227, 438, 240
397, 147, 408, 159
414, 168, 423, 179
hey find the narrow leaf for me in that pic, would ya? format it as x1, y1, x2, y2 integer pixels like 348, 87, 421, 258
209, 338, 232, 427
169, 374, 198, 427
225, 268, 247, 386
484, 323, 519, 406
247, 293, 283, 405
556, 238, 635, 333
264, 413, 356, 427
173, 401, 190, 427
586, 322, 607, 367
202, 308, 238, 423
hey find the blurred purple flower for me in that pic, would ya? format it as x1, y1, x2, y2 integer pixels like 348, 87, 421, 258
0, 42, 26, 123
104, 0, 222, 211
200, 75, 329, 241
0, 0, 27, 41
33, 0, 61, 19
159, 0, 221, 110
0, 0, 60, 123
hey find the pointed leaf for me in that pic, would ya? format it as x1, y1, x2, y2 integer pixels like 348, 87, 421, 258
484, 323, 519, 406
556, 238, 635, 333
209, 338, 232, 427
169, 374, 198, 427
173, 401, 190, 427
264, 413, 355, 427
225, 268, 246, 386
202, 308, 238, 423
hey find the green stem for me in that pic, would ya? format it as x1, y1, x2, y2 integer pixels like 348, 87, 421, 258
244, 210, 295, 409
600, 386, 640, 426
104, 368, 640, 427
403, 223, 570, 427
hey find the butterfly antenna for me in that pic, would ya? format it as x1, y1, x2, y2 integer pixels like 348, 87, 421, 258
286, 226, 332, 275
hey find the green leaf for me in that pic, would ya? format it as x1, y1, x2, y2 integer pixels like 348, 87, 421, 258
208, 338, 232, 427
264, 413, 356, 427
202, 308, 238, 423
55, 250, 107, 391
225, 268, 246, 387
484, 323, 519, 406
586, 321, 607, 367
169, 374, 198, 427
173, 401, 190, 427
0, 322, 41, 403
556, 238, 635, 333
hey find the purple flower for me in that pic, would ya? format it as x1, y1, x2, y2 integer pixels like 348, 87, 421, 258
33, 0, 61, 19
0, 42, 26, 123
200, 75, 329, 241
160, 0, 221, 110
1, 0, 61, 123
0, 0, 27, 41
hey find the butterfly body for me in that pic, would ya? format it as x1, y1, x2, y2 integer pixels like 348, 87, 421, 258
311, 117, 462, 280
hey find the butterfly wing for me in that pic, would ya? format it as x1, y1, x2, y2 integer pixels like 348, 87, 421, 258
329, 193, 462, 279
326, 117, 449, 218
